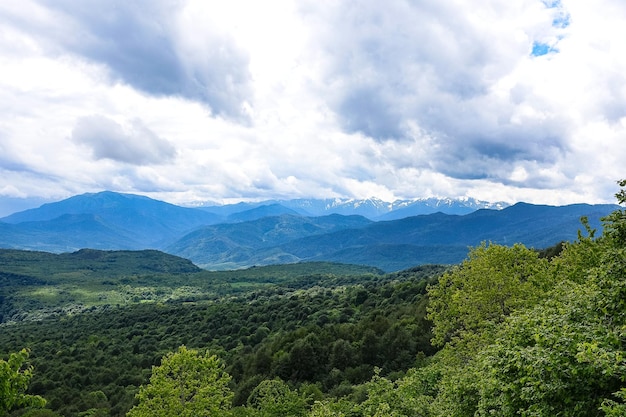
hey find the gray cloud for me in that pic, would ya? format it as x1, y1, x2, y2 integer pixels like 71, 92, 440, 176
1, 0, 624, 207
316, 1, 496, 137
30, 0, 252, 120
72, 115, 176, 165
306, 1, 571, 184
338, 87, 404, 139
0, 133, 40, 174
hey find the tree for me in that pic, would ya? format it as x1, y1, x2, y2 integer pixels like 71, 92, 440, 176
126, 346, 232, 417
308, 401, 346, 417
473, 282, 618, 416
469, 184, 626, 416
601, 179, 626, 246
0, 348, 46, 416
423, 243, 561, 416
427, 243, 550, 348
246, 378, 307, 417
472, 238, 626, 416
19, 410, 62, 417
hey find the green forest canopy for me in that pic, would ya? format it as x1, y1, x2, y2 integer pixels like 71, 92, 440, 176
2, 180, 626, 416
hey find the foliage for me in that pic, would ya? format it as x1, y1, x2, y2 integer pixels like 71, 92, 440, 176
427, 242, 550, 347
474, 280, 622, 416
403, 179, 626, 416
4, 182, 626, 417
17, 410, 63, 417
0, 264, 442, 416
601, 179, 626, 246
126, 346, 232, 417
355, 367, 435, 417
0, 348, 46, 416
0, 256, 385, 324
245, 378, 308, 416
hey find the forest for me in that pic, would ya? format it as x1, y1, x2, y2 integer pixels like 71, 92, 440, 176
2, 180, 626, 416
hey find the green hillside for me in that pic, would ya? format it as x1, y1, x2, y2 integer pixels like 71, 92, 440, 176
2, 182, 625, 417
0, 256, 443, 417
0, 249, 383, 324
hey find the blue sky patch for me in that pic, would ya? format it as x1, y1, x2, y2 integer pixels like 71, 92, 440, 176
542, 0, 561, 8
532, 42, 554, 56
553, 13, 570, 28
542, 0, 570, 28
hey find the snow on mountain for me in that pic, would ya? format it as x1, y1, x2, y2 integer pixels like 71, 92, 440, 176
193, 197, 509, 220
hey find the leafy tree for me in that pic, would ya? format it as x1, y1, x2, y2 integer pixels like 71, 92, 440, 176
473, 282, 613, 415
601, 179, 626, 246
246, 378, 307, 417
465, 181, 626, 416
357, 368, 427, 417
427, 242, 550, 348
472, 235, 626, 416
0, 348, 46, 416
19, 410, 63, 417
308, 401, 347, 417
126, 345, 232, 417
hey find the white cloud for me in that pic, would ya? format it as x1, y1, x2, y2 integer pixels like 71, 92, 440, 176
0, 0, 625, 210
72, 115, 177, 165
0, 185, 27, 198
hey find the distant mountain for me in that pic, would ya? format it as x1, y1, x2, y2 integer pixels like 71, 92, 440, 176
225, 204, 300, 222
169, 203, 619, 271
375, 197, 508, 220
165, 214, 374, 270
195, 197, 510, 219
1, 191, 619, 272
3, 193, 506, 223
0, 191, 221, 251
0, 213, 139, 252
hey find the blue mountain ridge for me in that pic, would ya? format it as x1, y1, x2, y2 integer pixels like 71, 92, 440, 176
196, 196, 509, 219
0, 191, 619, 271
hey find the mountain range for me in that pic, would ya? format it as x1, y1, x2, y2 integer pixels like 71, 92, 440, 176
0, 191, 619, 271
191, 196, 509, 220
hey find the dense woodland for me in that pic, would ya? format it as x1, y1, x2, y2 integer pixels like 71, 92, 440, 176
2, 180, 626, 416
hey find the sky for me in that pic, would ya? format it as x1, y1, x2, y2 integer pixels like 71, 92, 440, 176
0, 0, 625, 216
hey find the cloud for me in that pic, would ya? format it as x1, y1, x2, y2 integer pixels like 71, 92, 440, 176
295, 0, 584, 188
337, 87, 404, 139
1, 0, 626, 209
6, 0, 253, 120
72, 115, 177, 165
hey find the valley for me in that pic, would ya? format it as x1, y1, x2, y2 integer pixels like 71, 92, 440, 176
1, 188, 625, 416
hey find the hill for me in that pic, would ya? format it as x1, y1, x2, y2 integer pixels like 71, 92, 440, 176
0, 191, 618, 271
224, 203, 300, 222
0, 248, 384, 323
0, 191, 221, 251
169, 203, 619, 271
0, 255, 439, 416
196, 196, 509, 219
165, 214, 374, 269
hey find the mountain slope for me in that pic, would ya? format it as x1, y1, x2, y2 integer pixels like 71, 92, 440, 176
196, 197, 510, 219
166, 214, 374, 269
0, 213, 140, 252
225, 204, 300, 222
0, 248, 201, 279
0, 191, 222, 250
169, 203, 619, 271
1, 191, 619, 272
